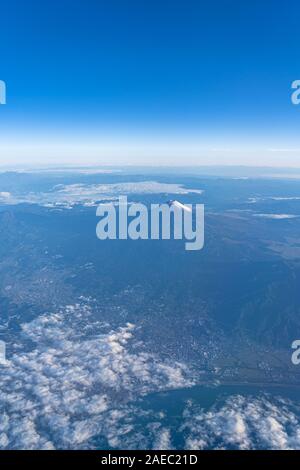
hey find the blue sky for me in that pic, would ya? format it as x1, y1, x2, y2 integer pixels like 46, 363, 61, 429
0, 0, 300, 166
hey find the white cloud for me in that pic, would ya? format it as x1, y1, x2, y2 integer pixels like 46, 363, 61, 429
248, 196, 300, 203
0, 303, 193, 449
270, 197, 300, 201
0, 182, 203, 208
253, 213, 298, 219
182, 395, 300, 450
153, 428, 172, 450
0, 191, 11, 199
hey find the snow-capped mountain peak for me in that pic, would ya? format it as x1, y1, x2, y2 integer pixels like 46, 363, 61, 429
167, 200, 192, 212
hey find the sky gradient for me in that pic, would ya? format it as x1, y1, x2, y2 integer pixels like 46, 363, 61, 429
1, 0, 300, 166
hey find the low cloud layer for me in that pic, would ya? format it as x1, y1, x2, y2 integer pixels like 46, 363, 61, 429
182, 395, 300, 450
1, 302, 300, 450
0, 181, 203, 208
0, 303, 193, 449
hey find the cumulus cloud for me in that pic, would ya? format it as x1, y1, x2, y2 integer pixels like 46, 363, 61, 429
182, 395, 300, 450
0, 303, 193, 449
1, 303, 299, 450
153, 428, 172, 450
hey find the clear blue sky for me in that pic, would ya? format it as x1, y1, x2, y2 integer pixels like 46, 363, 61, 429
1, 0, 300, 166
